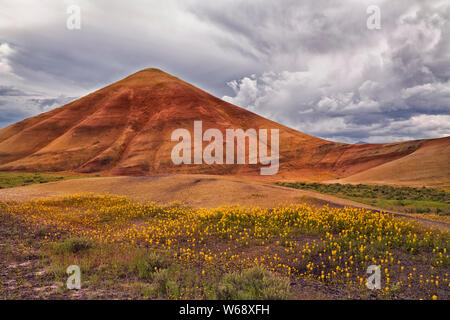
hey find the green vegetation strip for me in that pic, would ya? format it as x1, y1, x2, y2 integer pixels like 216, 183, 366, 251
0, 172, 99, 189
276, 182, 450, 215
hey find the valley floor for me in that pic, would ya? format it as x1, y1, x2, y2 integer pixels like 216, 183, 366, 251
0, 174, 449, 300
0, 174, 448, 231
1, 193, 449, 300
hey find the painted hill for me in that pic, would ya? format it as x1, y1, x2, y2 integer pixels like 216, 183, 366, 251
0, 68, 447, 184
337, 136, 450, 187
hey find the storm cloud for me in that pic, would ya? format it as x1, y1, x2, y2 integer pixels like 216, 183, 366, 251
0, 0, 449, 142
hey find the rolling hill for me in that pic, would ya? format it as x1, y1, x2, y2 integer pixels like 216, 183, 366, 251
337, 136, 450, 187
0, 68, 448, 185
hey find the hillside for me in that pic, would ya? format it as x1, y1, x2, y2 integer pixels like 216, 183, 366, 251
337, 136, 450, 187
0, 68, 447, 183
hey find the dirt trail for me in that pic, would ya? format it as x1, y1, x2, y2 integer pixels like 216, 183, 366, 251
0, 174, 448, 231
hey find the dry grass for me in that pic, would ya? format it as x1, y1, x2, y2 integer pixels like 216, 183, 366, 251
0, 175, 338, 208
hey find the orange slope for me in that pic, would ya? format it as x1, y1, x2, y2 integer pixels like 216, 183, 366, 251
336, 136, 450, 187
0, 68, 447, 183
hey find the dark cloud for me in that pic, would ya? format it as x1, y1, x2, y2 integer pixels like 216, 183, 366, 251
28, 96, 77, 110
0, 0, 449, 143
0, 94, 77, 128
0, 85, 29, 96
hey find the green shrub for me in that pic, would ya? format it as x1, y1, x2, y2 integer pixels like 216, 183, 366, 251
55, 237, 93, 253
217, 265, 290, 300
131, 251, 169, 279
153, 269, 179, 298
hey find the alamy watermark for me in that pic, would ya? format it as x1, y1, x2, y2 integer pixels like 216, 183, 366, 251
66, 5, 81, 30
366, 5, 381, 30
66, 265, 81, 290
366, 265, 381, 290
171, 121, 279, 175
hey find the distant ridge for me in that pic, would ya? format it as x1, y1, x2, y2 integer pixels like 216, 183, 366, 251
0, 68, 448, 185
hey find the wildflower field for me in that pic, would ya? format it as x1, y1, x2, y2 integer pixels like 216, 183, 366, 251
1, 193, 449, 299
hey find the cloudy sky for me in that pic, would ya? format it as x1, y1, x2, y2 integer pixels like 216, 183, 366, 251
0, 0, 449, 143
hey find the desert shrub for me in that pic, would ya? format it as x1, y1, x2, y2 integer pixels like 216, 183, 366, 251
130, 251, 169, 279
153, 269, 179, 298
55, 237, 93, 253
217, 265, 290, 300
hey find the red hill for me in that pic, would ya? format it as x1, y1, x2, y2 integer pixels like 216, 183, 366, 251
0, 68, 447, 184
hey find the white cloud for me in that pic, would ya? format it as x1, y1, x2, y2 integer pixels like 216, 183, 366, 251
221, 0, 450, 142
223, 75, 258, 108
0, 43, 14, 74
